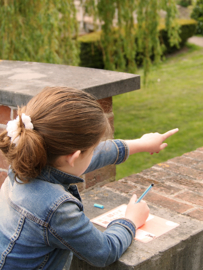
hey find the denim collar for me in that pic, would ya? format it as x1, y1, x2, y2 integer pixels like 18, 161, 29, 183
8, 165, 84, 186
38, 165, 84, 186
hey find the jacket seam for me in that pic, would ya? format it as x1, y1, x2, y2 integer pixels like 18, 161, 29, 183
0, 215, 25, 270
107, 222, 135, 241
119, 140, 129, 163
111, 140, 129, 164
44, 195, 83, 246
8, 195, 82, 228
108, 218, 136, 236
116, 217, 136, 229
37, 253, 50, 270
8, 198, 49, 228
7, 195, 83, 248
111, 140, 119, 164
45, 194, 83, 224
48, 226, 96, 267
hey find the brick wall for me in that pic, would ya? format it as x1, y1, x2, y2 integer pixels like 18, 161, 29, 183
0, 97, 115, 189
79, 97, 115, 192
104, 147, 203, 223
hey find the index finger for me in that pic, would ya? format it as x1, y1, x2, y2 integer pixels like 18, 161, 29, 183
162, 128, 179, 140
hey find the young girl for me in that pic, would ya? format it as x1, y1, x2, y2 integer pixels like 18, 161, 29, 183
0, 87, 178, 270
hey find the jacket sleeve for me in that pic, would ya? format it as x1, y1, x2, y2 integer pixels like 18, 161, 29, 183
84, 139, 129, 174
47, 200, 135, 268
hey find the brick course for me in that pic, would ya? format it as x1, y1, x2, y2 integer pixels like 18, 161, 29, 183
0, 105, 11, 124
104, 148, 203, 222
186, 208, 203, 221
97, 97, 112, 113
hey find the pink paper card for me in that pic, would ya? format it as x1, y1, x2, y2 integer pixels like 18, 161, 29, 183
91, 204, 179, 243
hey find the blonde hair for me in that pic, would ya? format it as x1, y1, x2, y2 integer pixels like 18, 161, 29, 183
0, 87, 110, 182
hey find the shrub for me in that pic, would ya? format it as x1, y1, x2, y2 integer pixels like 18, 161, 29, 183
177, 0, 192, 7
191, 0, 203, 35
79, 32, 104, 69
78, 19, 197, 69
159, 19, 197, 54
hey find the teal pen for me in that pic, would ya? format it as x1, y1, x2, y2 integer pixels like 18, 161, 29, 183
136, 184, 154, 203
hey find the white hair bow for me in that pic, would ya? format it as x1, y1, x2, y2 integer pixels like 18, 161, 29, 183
6, 113, 34, 145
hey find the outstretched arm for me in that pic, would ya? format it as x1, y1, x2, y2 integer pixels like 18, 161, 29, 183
85, 128, 179, 173
125, 128, 179, 155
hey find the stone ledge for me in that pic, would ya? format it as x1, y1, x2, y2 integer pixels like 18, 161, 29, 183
70, 146, 203, 269
0, 60, 140, 106
71, 187, 203, 270
105, 147, 203, 221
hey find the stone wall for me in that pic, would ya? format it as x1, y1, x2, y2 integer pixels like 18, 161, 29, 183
70, 147, 203, 270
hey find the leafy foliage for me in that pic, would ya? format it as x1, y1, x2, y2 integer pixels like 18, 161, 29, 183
0, 0, 79, 65
84, 0, 180, 80
191, 0, 203, 35
0, 0, 181, 79
79, 19, 197, 69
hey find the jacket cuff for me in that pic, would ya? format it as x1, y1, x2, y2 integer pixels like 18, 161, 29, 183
112, 140, 129, 165
107, 218, 136, 240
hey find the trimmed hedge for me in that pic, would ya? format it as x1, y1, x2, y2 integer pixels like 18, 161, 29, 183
78, 19, 197, 69
177, 0, 192, 7
79, 32, 104, 69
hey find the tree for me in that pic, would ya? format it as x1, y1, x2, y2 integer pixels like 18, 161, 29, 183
0, 0, 79, 65
0, 0, 180, 80
84, 0, 180, 81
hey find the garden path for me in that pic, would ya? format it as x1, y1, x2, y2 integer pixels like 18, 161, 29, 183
188, 36, 203, 47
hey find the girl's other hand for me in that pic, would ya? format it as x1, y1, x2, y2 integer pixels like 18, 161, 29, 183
125, 128, 179, 155
125, 194, 149, 229
140, 128, 179, 154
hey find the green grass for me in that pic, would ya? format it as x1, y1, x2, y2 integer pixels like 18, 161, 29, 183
113, 43, 203, 180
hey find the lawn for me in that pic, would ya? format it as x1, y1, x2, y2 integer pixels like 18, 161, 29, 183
113, 43, 203, 180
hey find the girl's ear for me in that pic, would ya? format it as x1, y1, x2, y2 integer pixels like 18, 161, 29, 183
66, 150, 81, 167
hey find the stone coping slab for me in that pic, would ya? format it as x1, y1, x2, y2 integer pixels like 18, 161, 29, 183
70, 187, 203, 270
0, 60, 140, 107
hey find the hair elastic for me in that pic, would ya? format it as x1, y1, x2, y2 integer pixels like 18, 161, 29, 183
6, 113, 34, 145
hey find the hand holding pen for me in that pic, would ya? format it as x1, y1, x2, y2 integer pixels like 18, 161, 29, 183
125, 184, 154, 228
136, 184, 154, 203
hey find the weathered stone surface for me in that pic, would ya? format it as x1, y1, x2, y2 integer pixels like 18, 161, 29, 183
70, 147, 203, 269
70, 187, 203, 270
0, 60, 140, 106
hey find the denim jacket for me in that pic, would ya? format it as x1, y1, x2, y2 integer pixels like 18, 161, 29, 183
0, 140, 136, 270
